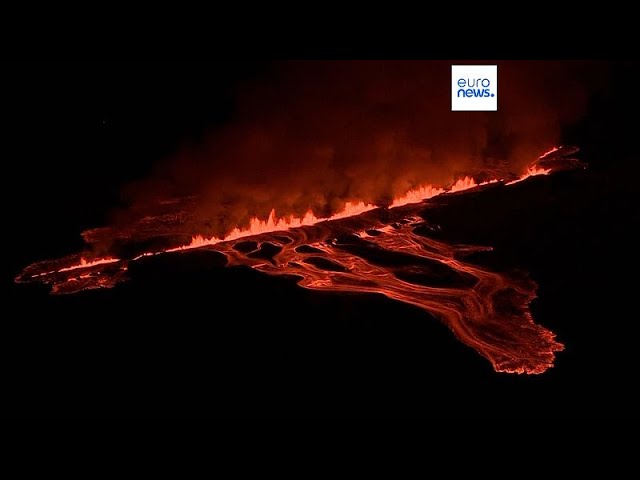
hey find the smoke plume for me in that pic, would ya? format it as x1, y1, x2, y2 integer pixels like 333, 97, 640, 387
109, 60, 601, 240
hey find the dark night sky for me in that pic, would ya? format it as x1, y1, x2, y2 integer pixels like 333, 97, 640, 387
5, 50, 640, 442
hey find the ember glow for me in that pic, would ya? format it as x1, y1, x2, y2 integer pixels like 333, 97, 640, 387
505, 165, 551, 185
15, 146, 582, 375
57, 257, 120, 272
391, 177, 501, 207
166, 201, 376, 252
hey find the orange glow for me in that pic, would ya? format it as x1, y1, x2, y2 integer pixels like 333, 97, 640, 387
57, 257, 120, 272
167, 153, 558, 252
166, 201, 377, 252
505, 165, 551, 186
448, 176, 477, 193
16, 146, 575, 374
132, 252, 159, 261
326, 201, 377, 220
390, 184, 446, 208
29, 149, 561, 270
391, 176, 501, 208
539, 146, 559, 158
226, 216, 563, 374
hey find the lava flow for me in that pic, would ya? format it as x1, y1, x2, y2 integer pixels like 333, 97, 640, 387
15, 146, 582, 374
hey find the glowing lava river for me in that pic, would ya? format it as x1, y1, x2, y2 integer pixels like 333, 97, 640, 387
16, 147, 583, 374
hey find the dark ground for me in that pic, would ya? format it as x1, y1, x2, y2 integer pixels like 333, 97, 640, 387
5, 59, 639, 438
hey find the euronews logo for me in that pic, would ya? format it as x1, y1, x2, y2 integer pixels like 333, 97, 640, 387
451, 65, 497, 111
457, 78, 494, 98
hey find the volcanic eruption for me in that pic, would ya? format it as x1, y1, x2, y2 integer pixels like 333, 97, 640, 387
15, 61, 598, 374
15, 146, 582, 374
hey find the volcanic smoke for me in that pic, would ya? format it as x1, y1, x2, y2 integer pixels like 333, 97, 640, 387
15, 61, 600, 374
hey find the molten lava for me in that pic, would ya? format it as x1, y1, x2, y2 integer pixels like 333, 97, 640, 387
166, 201, 376, 252
15, 146, 582, 375
505, 165, 551, 185
58, 257, 120, 272
213, 217, 563, 374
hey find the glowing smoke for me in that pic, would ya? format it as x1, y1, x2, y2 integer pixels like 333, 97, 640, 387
100, 61, 602, 246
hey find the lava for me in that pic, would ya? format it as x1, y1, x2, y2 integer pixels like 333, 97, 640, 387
166, 201, 376, 252
57, 257, 120, 272
505, 165, 551, 185
213, 217, 564, 374
14, 146, 582, 375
